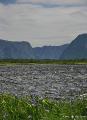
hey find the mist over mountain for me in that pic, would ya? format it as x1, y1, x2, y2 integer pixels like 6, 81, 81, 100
60, 34, 87, 60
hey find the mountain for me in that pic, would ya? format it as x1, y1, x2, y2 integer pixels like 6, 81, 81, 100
0, 39, 68, 59
33, 44, 68, 59
0, 39, 34, 59
60, 34, 87, 60
1, 33, 87, 60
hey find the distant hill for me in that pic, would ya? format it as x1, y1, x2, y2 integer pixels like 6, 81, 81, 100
60, 34, 87, 60
33, 45, 68, 59
0, 34, 87, 60
0, 39, 68, 59
0, 40, 34, 59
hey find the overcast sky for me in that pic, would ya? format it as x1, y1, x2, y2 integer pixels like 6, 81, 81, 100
0, 0, 87, 47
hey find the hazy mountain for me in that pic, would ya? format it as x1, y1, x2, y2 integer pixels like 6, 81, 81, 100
0, 39, 68, 59
0, 39, 34, 59
1, 33, 87, 60
60, 34, 87, 60
33, 45, 68, 59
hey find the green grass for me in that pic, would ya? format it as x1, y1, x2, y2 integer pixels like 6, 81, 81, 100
0, 59, 87, 65
0, 94, 87, 120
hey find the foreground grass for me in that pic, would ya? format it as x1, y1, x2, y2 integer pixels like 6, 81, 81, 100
0, 94, 87, 120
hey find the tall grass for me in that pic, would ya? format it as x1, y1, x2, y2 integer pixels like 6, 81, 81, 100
0, 94, 87, 120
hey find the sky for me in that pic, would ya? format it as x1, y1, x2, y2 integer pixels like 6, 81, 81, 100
0, 0, 87, 47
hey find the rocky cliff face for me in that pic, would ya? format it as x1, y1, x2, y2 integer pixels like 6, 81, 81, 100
0, 40, 34, 59
60, 34, 87, 60
33, 44, 68, 59
0, 39, 68, 59
1, 33, 87, 60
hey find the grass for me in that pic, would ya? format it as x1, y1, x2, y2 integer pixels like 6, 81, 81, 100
0, 59, 87, 65
0, 94, 87, 120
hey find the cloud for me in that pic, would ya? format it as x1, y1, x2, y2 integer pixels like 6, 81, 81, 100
0, 0, 16, 4
15, 0, 87, 9
1, 0, 87, 7
16, 2, 83, 8
0, 1, 87, 47
17, 0, 87, 6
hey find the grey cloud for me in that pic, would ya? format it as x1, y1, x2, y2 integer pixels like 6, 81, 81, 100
8, 0, 86, 8
0, 0, 16, 4
20, 2, 84, 8
0, 2, 87, 47
17, 0, 87, 6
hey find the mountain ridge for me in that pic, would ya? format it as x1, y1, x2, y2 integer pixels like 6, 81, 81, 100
33, 44, 68, 59
0, 39, 68, 59
0, 39, 34, 59
0, 33, 87, 60
60, 33, 87, 60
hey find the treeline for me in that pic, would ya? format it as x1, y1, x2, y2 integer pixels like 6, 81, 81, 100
0, 59, 87, 64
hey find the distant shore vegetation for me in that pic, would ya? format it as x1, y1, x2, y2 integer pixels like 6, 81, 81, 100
0, 59, 87, 64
